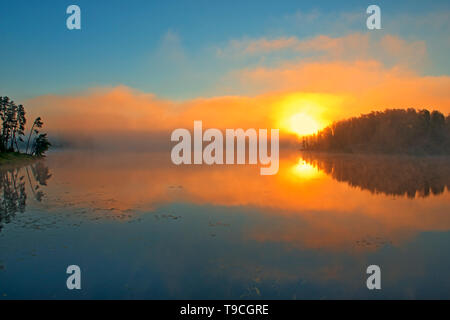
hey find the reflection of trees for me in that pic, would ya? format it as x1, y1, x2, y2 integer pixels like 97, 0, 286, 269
301, 152, 450, 198
26, 161, 52, 202
0, 161, 51, 231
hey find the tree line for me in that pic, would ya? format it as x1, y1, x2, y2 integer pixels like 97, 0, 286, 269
0, 96, 51, 156
303, 109, 450, 155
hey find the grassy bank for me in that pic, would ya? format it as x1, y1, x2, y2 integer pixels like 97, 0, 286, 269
0, 152, 37, 166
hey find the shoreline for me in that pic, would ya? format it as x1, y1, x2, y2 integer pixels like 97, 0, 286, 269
0, 152, 40, 167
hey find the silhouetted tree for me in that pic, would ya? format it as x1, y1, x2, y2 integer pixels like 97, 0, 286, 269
1, 96, 48, 155
31, 133, 51, 156
15, 104, 26, 152
25, 117, 43, 154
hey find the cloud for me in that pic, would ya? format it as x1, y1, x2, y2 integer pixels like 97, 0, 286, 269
216, 33, 427, 69
155, 30, 187, 65
221, 59, 450, 119
383, 10, 450, 35
217, 36, 300, 56
25, 33, 449, 150
27, 62, 450, 150
282, 9, 365, 34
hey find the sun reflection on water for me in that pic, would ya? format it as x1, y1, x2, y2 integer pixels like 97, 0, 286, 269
291, 158, 322, 179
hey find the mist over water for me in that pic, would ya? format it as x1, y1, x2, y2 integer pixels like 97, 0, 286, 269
0, 149, 449, 299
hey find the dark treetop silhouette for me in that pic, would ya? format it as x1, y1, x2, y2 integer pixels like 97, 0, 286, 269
303, 109, 450, 155
0, 96, 50, 157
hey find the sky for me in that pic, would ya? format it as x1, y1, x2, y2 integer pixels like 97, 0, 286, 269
1, 0, 449, 141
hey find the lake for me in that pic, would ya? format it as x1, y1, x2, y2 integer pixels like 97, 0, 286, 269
0, 149, 449, 299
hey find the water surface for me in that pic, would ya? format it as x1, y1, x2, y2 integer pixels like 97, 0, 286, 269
0, 150, 449, 299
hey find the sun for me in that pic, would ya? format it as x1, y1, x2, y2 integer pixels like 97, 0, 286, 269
287, 113, 321, 136
275, 93, 333, 138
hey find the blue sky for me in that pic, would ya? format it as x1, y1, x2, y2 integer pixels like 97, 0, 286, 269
1, 0, 449, 100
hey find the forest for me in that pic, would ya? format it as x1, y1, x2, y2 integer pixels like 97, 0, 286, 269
302, 109, 450, 154
0, 96, 50, 157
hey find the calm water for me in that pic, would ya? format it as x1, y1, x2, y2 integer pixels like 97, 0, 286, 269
0, 150, 449, 299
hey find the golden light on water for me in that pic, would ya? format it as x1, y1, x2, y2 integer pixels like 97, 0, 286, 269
291, 159, 322, 179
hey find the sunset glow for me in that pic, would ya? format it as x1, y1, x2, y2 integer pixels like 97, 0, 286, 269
291, 159, 322, 179
2, 0, 450, 300
274, 93, 335, 137
287, 113, 321, 136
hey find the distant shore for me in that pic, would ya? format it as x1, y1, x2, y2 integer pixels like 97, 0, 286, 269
302, 109, 450, 155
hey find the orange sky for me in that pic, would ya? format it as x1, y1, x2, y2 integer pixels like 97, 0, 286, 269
26, 33, 450, 142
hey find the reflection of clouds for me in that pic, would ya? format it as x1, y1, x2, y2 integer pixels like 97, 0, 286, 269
42, 150, 450, 252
